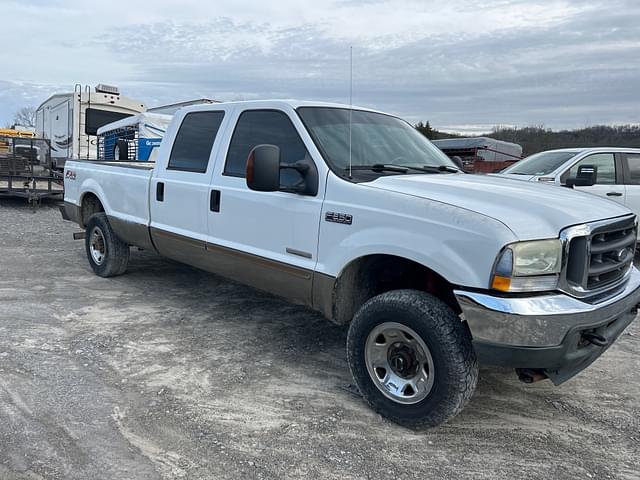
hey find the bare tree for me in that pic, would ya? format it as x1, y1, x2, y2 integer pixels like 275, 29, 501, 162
13, 106, 36, 128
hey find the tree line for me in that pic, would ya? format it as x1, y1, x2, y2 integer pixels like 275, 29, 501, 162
415, 121, 640, 157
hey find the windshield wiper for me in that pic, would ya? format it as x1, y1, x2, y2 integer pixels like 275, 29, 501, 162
346, 164, 460, 174
419, 165, 461, 173
347, 164, 410, 173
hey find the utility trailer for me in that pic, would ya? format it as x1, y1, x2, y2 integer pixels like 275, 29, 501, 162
0, 135, 63, 208
432, 137, 523, 173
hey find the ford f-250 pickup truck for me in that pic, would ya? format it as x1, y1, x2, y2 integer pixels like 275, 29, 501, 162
61, 100, 640, 428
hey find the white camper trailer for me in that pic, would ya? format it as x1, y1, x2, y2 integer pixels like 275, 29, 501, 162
35, 84, 146, 169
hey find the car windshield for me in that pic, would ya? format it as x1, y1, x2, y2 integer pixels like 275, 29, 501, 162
502, 151, 579, 176
297, 107, 457, 175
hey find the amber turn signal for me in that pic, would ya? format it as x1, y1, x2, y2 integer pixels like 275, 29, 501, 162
491, 275, 511, 292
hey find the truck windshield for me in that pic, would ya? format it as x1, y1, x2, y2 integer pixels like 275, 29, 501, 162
502, 151, 579, 176
297, 107, 457, 176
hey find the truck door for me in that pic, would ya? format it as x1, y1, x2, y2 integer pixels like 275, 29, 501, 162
561, 153, 626, 205
620, 152, 640, 238
205, 108, 325, 306
149, 109, 228, 266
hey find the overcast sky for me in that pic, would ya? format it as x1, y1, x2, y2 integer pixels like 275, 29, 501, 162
1, 0, 638, 133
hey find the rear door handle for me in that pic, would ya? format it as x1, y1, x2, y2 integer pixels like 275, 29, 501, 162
210, 189, 221, 212
156, 182, 164, 201
606, 192, 623, 197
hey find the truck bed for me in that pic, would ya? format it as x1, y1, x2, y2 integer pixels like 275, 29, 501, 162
64, 159, 153, 227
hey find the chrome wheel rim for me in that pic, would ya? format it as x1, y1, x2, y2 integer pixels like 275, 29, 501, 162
89, 227, 106, 265
365, 322, 435, 404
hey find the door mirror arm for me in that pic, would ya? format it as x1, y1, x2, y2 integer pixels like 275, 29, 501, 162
247, 144, 318, 196
280, 158, 318, 196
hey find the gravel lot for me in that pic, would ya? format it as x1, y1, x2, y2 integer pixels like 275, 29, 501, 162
1, 198, 639, 480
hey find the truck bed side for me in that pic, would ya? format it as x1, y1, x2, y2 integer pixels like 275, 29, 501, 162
64, 160, 153, 230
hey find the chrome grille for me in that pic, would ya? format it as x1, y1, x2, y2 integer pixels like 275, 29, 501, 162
561, 215, 637, 298
588, 228, 636, 288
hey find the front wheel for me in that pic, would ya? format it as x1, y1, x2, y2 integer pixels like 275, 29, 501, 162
347, 289, 478, 428
85, 213, 129, 277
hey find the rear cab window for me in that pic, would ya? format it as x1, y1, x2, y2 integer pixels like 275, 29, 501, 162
168, 111, 225, 173
623, 153, 640, 185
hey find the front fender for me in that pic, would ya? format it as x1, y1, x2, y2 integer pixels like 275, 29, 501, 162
317, 174, 518, 290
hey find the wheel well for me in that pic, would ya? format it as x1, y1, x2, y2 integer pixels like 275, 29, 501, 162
330, 255, 459, 325
80, 193, 104, 227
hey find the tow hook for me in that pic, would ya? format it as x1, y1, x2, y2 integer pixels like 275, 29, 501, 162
581, 332, 608, 348
515, 368, 548, 384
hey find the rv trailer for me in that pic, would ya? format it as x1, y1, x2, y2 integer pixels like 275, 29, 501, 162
35, 84, 146, 169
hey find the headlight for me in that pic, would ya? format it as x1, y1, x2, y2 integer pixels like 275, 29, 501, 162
491, 239, 562, 292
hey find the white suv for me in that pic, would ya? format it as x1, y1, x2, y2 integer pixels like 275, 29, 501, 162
499, 148, 640, 224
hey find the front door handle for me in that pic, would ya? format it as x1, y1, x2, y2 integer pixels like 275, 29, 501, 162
210, 189, 221, 212
606, 192, 623, 197
156, 182, 164, 201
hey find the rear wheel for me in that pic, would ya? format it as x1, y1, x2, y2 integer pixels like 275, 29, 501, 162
85, 213, 129, 277
347, 289, 478, 428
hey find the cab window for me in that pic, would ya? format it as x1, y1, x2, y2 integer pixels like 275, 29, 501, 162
562, 153, 616, 184
168, 111, 225, 173
625, 154, 640, 185
224, 110, 309, 187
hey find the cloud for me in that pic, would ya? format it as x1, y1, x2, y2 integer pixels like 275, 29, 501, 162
0, 0, 639, 132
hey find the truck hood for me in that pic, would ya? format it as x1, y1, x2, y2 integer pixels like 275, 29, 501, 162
368, 173, 632, 240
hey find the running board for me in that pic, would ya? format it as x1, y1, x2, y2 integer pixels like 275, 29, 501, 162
73, 232, 85, 240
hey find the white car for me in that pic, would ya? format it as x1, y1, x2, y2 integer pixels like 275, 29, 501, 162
61, 101, 640, 428
499, 147, 640, 221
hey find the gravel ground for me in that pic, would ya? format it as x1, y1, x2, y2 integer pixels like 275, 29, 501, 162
0, 198, 639, 480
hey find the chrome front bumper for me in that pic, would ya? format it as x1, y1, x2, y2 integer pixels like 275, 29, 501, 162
454, 267, 640, 383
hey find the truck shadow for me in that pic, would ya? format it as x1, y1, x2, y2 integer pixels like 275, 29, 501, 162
117, 249, 566, 430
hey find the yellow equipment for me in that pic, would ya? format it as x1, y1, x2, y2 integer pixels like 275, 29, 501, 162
0, 128, 35, 138
0, 128, 35, 153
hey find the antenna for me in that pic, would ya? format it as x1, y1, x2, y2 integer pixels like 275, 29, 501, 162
348, 46, 353, 178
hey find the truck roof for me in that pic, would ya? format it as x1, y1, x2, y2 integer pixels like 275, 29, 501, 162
178, 99, 387, 115
529, 147, 640, 155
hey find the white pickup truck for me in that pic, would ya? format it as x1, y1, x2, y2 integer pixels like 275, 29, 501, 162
62, 100, 640, 428
498, 147, 640, 226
